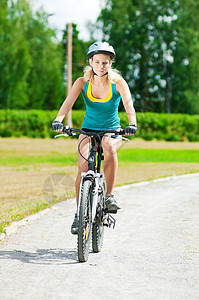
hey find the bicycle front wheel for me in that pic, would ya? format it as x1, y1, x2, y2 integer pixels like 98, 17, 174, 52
78, 180, 92, 262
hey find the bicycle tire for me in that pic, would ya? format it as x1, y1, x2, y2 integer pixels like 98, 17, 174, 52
92, 182, 105, 253
78, 180, 92, 262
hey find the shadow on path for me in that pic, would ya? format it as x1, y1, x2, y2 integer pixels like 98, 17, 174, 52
0, 248, 78, 265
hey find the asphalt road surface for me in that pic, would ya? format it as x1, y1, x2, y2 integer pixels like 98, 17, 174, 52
0, 174, 199, 300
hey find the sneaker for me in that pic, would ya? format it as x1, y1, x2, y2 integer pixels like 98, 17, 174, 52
105, 194, 121, 213
71, 213, 78, 235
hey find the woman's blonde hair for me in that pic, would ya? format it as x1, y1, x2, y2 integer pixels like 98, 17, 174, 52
83, 65, 122, 84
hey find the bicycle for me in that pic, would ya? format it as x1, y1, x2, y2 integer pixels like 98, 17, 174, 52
54, 127, 129, 262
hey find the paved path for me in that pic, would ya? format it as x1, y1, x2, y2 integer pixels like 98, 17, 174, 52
0, 174, 199, 300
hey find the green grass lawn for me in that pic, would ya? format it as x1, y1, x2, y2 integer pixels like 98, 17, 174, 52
1, 148, 199, 166
118, 149, 199, 163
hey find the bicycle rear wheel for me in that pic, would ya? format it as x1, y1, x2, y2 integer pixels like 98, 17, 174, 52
92, 182, 105, 253
78, 180, 92, 262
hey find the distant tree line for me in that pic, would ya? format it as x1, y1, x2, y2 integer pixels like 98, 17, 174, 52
0, 0, 199, 114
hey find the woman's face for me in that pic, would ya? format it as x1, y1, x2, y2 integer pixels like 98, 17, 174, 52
89, 54, 112, 77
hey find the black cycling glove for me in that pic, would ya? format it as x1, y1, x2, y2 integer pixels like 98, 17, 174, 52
52, 120, 64, 131
125, 124, 137, 135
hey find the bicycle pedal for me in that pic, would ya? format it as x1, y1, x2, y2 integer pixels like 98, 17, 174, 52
103, 214, 116, 229
103, 215, 109, 227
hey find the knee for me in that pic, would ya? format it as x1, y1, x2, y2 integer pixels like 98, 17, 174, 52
103, 144, 117, 158
102, 136, 122, 157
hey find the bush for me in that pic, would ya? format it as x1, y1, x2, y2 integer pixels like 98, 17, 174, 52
0, 109, 199, 141
135, 112, 199, 142
0, 128, 12, 137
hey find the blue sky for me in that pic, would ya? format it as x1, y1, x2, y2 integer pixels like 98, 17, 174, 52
33, 0, 105, 40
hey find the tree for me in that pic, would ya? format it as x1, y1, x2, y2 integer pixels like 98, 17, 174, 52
95, 0, 199, 114
173, 0, 199, 114
25, 9, 63, 110
0, 0, 31, 108
0, 0, 63, 110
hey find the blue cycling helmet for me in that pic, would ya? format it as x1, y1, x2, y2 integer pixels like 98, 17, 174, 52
87, 41, 116, 60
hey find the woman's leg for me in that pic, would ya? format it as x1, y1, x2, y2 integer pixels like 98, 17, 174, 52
71, 134, 90, 234
102, 134, 122, 196
75, 134, 90, 207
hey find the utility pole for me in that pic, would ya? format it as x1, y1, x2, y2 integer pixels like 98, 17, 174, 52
65, 23, 72, 127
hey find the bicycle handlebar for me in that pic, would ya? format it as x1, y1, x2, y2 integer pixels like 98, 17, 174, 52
64, 127, 125, 136
54, 127, 129, 141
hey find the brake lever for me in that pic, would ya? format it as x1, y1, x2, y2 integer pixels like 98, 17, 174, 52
54, 133, 76, 138
109, 134, 130, 142
122, 136, 130, 142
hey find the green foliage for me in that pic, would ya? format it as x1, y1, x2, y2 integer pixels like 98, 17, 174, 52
0, 109, 88, 138
0, 0, 31, 108
0, 109, 52, 138
0, 0, 63, 110
0, 109, 199, 141
1, 0, 198, 115
95, 0, 199, 114
136, 112, 199, 141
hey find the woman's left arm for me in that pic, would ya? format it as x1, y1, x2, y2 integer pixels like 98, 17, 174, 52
116, 79, 137, 126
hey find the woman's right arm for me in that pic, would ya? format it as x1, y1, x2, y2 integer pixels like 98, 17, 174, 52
55, 77, 85, 122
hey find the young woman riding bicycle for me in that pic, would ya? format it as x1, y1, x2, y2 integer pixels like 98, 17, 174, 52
52, 42, 137, 234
